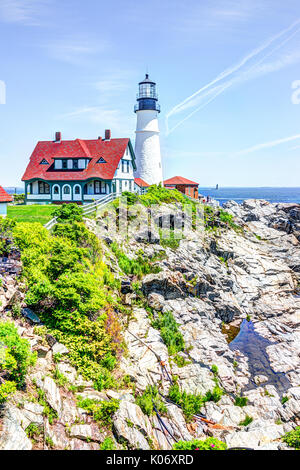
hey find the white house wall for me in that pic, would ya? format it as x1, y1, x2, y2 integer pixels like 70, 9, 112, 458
113, 145, 135, 194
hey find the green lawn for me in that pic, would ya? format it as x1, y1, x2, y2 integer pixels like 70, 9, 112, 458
7, 205, 57, 224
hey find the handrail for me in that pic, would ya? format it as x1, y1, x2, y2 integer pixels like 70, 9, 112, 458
44, 192, 119, 230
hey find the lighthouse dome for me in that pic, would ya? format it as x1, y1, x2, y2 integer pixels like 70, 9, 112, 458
134, 74, 160, 113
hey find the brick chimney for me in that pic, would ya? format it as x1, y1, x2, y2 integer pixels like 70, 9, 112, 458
55, 131, 61, 143
105, 129, 111, 141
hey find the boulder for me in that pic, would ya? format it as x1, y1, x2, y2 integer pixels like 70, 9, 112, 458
0, 405, 32, 450
52, 342, 69, 355
41, 376, 63, 417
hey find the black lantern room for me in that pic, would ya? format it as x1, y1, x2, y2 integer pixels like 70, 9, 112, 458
134, 74, 161, 113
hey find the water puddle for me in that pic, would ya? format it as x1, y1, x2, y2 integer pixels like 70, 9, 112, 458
229, 319, 290, 395
222, 322, 241, 343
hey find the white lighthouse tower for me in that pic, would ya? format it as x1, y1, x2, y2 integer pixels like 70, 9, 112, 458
134, 74, 163, 185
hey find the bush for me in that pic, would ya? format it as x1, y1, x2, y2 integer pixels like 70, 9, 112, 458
152, 312, 185, 356
136, 385, 167, 416
173, 437, 227, 450
111, 242, 160, 278
239, 415, 253, 426
282, 427, 300, 449
0, 321, 33, 388
234, 396, 248, 407
100, 437, 116, 450
168, 382, 223, 421
52, 203, 83, 223
77, 397, 119, 426
168, 383, 204, 421
0, 381, 17, 404
12, 221, 123, 384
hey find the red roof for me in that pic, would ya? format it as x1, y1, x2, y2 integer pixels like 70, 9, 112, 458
164, 176, 198, 186
22, 138, 134, 182
134, 177, 149, 188
0, 186, 13, 203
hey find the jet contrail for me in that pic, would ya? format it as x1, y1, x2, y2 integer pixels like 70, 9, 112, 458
166, 18, 300, 135
236, 133, 300, 155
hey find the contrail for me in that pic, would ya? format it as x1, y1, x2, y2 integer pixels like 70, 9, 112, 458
236, 133, 300, 155
166, 18, 300, 135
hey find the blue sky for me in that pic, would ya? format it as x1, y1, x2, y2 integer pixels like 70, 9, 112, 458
1, 0, 300, 187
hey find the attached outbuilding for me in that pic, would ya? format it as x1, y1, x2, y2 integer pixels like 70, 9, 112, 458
0, 186, 13, 217
134, 177, 150, 195
164, 176, 199, 200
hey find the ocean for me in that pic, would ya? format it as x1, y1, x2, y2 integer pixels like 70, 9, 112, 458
198, 187, 300, 206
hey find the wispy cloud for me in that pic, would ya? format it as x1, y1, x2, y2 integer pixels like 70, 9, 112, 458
0, 0, 47, 25
58, 106, 135, 137
166, 18, 300, 134
44, 37, 109, 65
94, 70, 134, 96
235, 133, 300, 156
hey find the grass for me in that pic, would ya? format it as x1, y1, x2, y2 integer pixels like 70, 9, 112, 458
7, 205, 57, 224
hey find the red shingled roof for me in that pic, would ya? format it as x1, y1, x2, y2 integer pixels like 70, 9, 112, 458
22, 138, 134, 182
164, 176, 198, 186
134, 177, 149, 188
0, 186, 13, 203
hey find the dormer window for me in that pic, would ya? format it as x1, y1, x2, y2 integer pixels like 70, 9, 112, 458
40, 159, 49, 165
122, 160, 130, 173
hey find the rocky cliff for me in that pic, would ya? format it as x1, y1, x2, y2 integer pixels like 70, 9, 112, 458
1, 198, 300, 450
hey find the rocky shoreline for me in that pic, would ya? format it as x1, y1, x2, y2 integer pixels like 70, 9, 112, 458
1, 198, 300, 450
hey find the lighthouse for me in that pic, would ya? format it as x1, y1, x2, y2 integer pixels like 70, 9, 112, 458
134, 74, 163, 185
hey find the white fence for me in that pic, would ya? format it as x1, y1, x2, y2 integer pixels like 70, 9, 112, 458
44, 192, 118, 231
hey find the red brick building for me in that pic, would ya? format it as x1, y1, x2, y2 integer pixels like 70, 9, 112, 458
164, 176, 199, 199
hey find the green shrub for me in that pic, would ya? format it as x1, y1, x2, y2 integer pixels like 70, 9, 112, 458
152, 312, 185, 356
239, 415, 253, 426
100, 437, 116, 450
0, 321, 33, 388
0, 381, 17, 404
136, 385, 167, 416
173, 437, 227, 450
77, 397, 119, 426
52, 203, 83, 223
234, 396, 248, 407
168, 383, 204, 421
12, 221, 123, 385
94, 369, 117, 391
281, 396, 289, 405
168, 382, 223, 422
282, 427, 300, 449
111, 242, 160, 278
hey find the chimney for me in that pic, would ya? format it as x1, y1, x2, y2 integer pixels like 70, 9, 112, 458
105, 129, 111, 141
55, 131, 61, 143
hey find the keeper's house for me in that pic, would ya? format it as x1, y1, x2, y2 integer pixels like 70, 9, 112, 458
0, 186, 13, 217
22, 131, 136, 204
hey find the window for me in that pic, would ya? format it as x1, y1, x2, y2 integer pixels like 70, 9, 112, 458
95, 181, 100, 194
63, 186, 70, 195
121, 160, 129, 173
62, 160, 68, 170
96, 157, 106, 164
73, 160, 78, 170
28, 183, 33, 194
53, 186, 59, 194
38, 182, 50, 194
40, 159, 49, 165
74, 185, 80, 195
